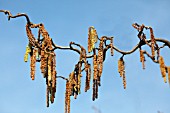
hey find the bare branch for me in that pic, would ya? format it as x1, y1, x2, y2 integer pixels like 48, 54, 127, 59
104, 38, 170, 56
57, 76, 68, 81
0, 10, 31, 24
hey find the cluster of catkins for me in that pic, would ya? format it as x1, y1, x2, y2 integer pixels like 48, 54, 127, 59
25, 23, 57, 107
132, 23, 170, 85
24, 23, 170, 113
64, 45, 91, 113
88, 28, 115, 100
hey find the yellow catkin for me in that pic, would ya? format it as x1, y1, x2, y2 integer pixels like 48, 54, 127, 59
24, 45, 31, 62
88, 26, 98, 53
159, 56, 167, 83
140, 50, 145, 69
167, 67, 170, 86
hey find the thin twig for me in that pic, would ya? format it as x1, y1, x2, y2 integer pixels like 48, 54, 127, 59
57, 76, 68, 81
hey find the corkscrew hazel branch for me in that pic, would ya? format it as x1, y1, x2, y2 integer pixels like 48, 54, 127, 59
1, 10, 170, 58
1, 9, 170, 113
0, 10, 31, 24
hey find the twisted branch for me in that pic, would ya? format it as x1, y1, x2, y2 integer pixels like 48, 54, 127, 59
1, 10, 170, 59
1, 9, 170, 113
0, 10, 31, 24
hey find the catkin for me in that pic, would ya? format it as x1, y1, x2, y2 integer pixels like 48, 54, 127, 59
88, 26, 98, 53
123, 74, 126, 89
140, 50, 145, 69
93, 54, 98, 80
52, 53, 57, 88
98, 38, 104, 77
118, 58, 125, 77
159, 56, 167, 83
40, 50, 47, 76
25, 24, 37, 47
110, 37, 114, 56
48, 54, 52, 85
92, 51, 99, 101
65, 81, 71, 113
167, 67, 170, 86
30, 48, 37, 80
118, 57, 126, 88
85, 63, 91, 92
92, 80, 96, 101
24, 45, 31, 62
46, 86, 49, 107
150, 28, 155, 59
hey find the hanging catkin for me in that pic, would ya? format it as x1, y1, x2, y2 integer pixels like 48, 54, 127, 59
69, 72, 74, 96
47, 54, 52, 85
150, 28, 155, 59
123, 74, 126, 89
40, 50, 47, 76
118, 57, 126, 88
168, 67, 170, 86
65, 81, 71, 113
93, 54, 98, 80
88, 26, 98, 53
46, 86, 49, 107
140, 50, 145, 69
98, 38, 104, 77
92, 79, 96, 101
24, 45, 31, 62
118, 57, 125, 77
85, 63, 91, 92
30, 48, 37, 80
159, 56, 167, 83
52, 53, 57, 88
25, 24, 37, 47
92, 50, 99, 101
110, 37, 114, 56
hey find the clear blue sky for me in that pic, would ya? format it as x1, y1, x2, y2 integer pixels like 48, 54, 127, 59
0, 0, 170, 113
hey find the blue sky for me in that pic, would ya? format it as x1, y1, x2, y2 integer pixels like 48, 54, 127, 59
0, 0, 170, 113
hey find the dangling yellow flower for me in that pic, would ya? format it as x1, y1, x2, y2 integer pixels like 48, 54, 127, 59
24, 45, 31, 62
88, 26, 98, 53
